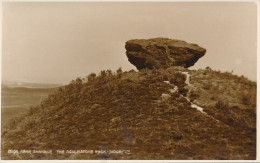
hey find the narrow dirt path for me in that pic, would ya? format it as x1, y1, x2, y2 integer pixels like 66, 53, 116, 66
161, 71, 222, 123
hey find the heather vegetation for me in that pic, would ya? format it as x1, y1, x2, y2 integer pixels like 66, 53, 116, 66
189, 67, 256, 129
1, 66, 256, 160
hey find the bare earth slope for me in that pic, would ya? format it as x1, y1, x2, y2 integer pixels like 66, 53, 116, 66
1, 67, 256, 160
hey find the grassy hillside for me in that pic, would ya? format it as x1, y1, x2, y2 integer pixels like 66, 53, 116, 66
1, 67, 256, 160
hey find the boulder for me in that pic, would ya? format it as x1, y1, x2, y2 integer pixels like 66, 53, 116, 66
125, 38, 206, 70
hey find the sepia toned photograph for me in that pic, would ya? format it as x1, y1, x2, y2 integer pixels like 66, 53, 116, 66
1, 1, 257, 161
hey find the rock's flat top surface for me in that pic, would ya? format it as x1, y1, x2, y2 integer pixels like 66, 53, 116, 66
125, 38, 206, 70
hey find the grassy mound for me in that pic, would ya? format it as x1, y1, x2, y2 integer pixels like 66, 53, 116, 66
1, 67, 256, 160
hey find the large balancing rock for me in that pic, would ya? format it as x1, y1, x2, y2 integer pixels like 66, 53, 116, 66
125, 38, 206, 70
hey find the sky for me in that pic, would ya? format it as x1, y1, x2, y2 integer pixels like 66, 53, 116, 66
2, 2, 257, 84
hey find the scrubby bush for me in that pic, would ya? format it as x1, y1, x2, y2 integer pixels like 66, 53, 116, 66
215, 100, 229, 110
75, 77, 83, 85
202, 84, 210, 90
87, 73, 96, 81
168, 72, 186, 87
210, 96, 215, 100
100, 70, 107, 76
106, 69, 113, 76
116, 67, 123, 74
163, 75, 168, 81
241, 95, 250, 105
205, 66, 212, 71
178, 87, 188, 96
189, 91, 200, 102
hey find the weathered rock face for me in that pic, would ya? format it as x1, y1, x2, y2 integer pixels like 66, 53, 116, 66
125, 38, 206, 70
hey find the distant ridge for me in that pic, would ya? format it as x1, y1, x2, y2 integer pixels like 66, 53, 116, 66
2, 81, 63, 88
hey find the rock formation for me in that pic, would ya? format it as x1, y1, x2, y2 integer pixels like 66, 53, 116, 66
125, 38, 206, 70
